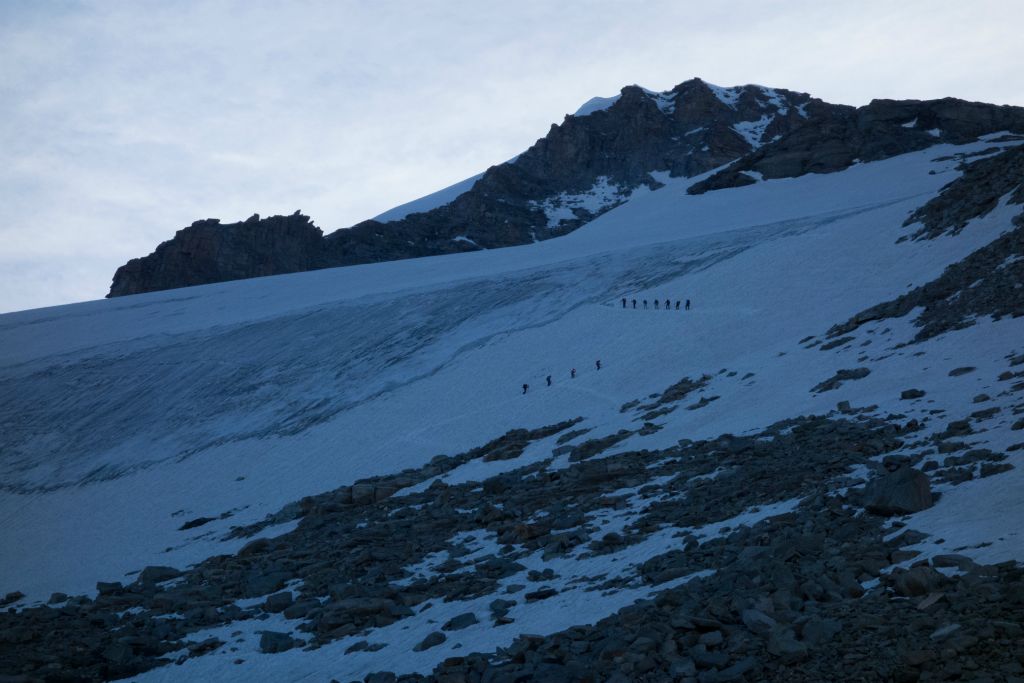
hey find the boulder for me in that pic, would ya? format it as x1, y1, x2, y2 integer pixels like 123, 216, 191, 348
741, 608, 777, 635
264, 591, 294, 613
443, 612, 479, 631
863, 467, 933, 516
413, 631, 446, 652
137, 565, 181, 586
767, 627, 808, 662
259, 631, 295, 653
893, 566, 947, 597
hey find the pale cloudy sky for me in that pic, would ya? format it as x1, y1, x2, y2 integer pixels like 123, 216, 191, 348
2, 0, 1022, 313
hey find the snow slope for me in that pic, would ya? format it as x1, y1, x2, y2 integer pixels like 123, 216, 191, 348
2, 138, 1023, 680
371, 157, 518, 223
372, 172, 484, 223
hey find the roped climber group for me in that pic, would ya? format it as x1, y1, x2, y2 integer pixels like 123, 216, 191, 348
622, 297, 691, 310
523, 359, 600, 393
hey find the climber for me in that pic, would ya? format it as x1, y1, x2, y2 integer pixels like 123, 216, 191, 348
665, 299, 671, 310
643, 299, 648, 309
596, 359, 602, 371
675, 300, 681, 310
632, 299, 637, 309
571, 368, 577, 379
685, 299, 691, 310
546, 375, 552, 387
654, 300, 660, 310
522, 383, 529, 394
621, 298, 626, 308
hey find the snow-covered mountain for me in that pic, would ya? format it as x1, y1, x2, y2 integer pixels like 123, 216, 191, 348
1, 83, 1024, 682
105, 79, 833, 297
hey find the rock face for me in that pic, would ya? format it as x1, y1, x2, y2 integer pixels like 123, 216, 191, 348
108, 79, 826, 297
109, 212, 326, 297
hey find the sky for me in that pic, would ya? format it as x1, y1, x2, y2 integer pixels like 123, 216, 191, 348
1, 0, 1023, 313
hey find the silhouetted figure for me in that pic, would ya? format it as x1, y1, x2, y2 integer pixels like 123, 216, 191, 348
665, 299, 670, 310
522, 383, 529, 394
546, 375, 552, 386
643, 299, 648, 309
632, 299, 637, 309
596, 359, 602, 371
621, 298, 626, 308
571, 368, 576, 379
685, 299, 691, 310
675, 300, 680, 310
654, 300, 659, 310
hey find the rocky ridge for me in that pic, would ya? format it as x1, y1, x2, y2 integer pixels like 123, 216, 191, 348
109, 79, 826, 297
687, 99, 1024, 195
109, 88, 1024, 298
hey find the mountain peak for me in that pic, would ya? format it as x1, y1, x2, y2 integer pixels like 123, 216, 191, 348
106, 81, 1024, 298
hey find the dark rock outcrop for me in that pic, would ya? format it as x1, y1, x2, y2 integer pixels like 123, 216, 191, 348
827, 219, 1024, 343
109, 212, 326, 297
903, 141, 1024, 239
863, 467, 933, 516
108, 79, 824, 297
688, 97, 1024, 194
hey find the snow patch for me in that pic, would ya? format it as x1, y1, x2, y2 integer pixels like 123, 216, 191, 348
758, 87, 789, 115
733, 115, 775, 148
453, 236, 481, 249
706, 82, 741, 109
531, 176, 628, 228
573, 94, 621, 117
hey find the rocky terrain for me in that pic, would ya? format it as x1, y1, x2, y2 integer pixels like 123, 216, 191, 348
3, 370, 1021, 682
687, 99, 1024, 195
827, 145, 1024, 343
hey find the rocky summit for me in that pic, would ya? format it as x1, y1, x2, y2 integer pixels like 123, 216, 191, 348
2, 77, 1024, 683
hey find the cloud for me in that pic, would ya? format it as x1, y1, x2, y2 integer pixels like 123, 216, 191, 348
1, 0, 1022, 312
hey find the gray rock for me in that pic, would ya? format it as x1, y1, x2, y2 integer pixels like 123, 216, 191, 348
801, 617, 841, 646
259, 631, 295, 653
932, 554, 975, 571
863, 467, 933, 516
698, 630, 724, 647
767, 627, 808, 662
442, 612, 479, 631
812, 367, 870, 393
741, 608, 778, 635
137, 565, 181, 586
690, 643, 729, 669
894, 566, 947, 597
413, 631, 446, 652
263, 591, 293, 613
